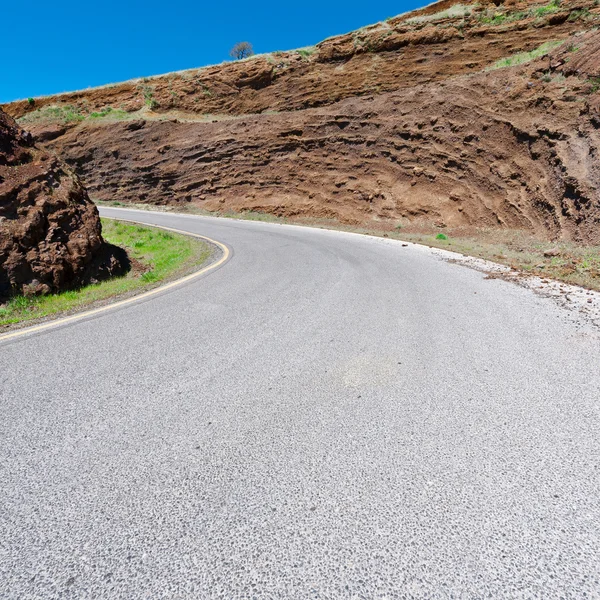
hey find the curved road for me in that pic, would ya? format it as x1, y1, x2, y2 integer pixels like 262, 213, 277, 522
1, 207, 599, 598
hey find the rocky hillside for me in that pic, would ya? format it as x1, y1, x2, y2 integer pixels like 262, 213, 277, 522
0, 110, 126, 298
3, 0, 600, 242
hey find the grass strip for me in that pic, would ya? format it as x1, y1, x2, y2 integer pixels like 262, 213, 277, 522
487, 40, 564, 70
0, 218, 212, 328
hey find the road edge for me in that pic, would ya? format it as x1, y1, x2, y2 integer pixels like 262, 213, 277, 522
0, 219, 231, 344
99, 206, 600, 329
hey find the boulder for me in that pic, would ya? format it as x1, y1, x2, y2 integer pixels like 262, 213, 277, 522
0, 109, 126, 299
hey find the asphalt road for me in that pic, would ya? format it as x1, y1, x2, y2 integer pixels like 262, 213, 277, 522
1, 207, 599, 599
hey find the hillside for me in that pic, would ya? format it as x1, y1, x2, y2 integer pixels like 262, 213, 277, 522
3, 0, 600, 243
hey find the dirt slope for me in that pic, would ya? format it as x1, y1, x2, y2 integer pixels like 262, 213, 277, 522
3, 0, 600, 242
5, 0, 593, 119
0, 110, 126, 298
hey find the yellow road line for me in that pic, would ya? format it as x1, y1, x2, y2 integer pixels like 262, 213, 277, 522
0, 219, 230, 344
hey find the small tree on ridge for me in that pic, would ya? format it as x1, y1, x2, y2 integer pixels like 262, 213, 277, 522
230, 41, 254, 60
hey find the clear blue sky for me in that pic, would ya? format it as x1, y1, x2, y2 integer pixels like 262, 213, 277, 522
1, 0, 426, 103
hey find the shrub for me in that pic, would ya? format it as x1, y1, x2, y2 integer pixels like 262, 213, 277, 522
141, 86, 159, 109
297, 47, 316, 58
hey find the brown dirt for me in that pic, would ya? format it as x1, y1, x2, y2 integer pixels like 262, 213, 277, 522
4, 0, 593, 120
3, 0, 600, 244
0, 109, 127, 298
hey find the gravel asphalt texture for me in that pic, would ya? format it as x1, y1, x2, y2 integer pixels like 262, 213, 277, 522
1, 207, 599, 599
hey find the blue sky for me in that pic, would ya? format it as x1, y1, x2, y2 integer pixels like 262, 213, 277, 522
1, 0, 426, 103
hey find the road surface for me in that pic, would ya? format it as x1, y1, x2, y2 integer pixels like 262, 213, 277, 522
1, 207, 599, 598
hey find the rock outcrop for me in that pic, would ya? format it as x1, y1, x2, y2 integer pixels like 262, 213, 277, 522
0, 109, 126, 298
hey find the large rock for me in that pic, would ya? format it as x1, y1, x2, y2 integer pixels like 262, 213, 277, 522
0, 109, 126, 298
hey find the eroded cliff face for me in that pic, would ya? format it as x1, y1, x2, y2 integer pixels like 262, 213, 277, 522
3, 0, 600, 242
0, 110, 126, 298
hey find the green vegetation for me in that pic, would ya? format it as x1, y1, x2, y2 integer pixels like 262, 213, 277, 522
353, 35, 375, 52
0, 219, 211, 328
18, 104, 85, 124
410, 0, 592, 29
476, 0, 573, 26
141, 85, 159, 109
406, 3, 473, 24
436, 233, 448, 240
297, 46, 316, 58
89, 106, 129, 119
19, 104, 131, 125
567, 8, 591, 20
477, 9, 527, 25
27, 97, 35, 106
531, 0, 562, 18
396, 229, 600, 291
588, 77, 600, 93
487, 40, 564, 70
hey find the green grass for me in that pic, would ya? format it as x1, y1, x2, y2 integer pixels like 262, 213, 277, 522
19, 104, 85, 124
140, 85, 159, 109
477, 0, 567, 26
18, 104, 130, 125
477, 10, 528, 25
588, 77, 600, 93
0, 218, 212, 328
487, 40, 564, 70
296, 46, 316, 58
531, 0, 562, 17
567, 8, 590, 20
199, 83, 213, 97
406, 3, 473, 23
89, 107, 129, 119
